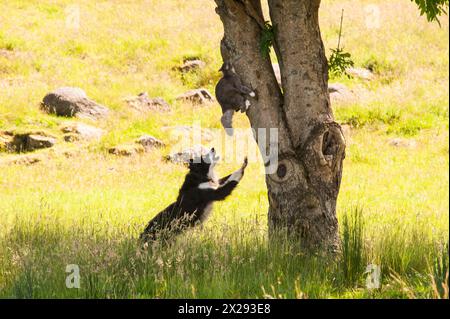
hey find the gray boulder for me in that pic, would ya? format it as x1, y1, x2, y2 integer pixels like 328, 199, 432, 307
11, 133, 56, 152
41, 87, 109, 120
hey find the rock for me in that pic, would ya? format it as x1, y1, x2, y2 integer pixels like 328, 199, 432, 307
162, 125, 214, 142
0, 154, 43, 166
125, 92, 171, 112
109, 135, 164, 156
10, 133, 56, 152
388, 138, 417, 149
41, 87, 109, 120
26, 135, 55, 150
1, 131, 56, 152
178, 59, 206, 73
328, 83, 348, 93
328, 83, 355, 103
136, 135, 165, 151
63, 134, 80, 143
176, 89, 214, 104
166, 144, 209, 163
61, 122, 104, 141
108, 144, 145, 156
346, 67, 374, 80
11, 155, 42, 165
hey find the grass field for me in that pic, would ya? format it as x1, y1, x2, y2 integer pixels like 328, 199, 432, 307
0, 0, 448, 298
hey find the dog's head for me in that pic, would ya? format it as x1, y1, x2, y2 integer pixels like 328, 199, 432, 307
188, 147, 220, 179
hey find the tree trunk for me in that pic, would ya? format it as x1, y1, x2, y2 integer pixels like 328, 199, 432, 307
215, 0, 345, 252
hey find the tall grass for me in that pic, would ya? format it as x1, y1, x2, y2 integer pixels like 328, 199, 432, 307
0, 206, 447, 298
340, 207, 365, 287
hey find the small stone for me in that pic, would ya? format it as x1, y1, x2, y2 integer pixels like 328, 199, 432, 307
346, 67, 374, 80
4, 155, 43, 165
388, 138, 417, 148
125, 92, 171, 112
166, 145, 209, 163
328, 83, 348, 93
63, 133, 80, 142
136, 135, 165, 151
176, 89, 214, 104
328, 83, 356, 103
61, 122, 104, 141
108, 144, 145, 156
178, 59, 206, 73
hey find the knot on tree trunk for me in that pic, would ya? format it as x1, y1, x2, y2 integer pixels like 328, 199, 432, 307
301, 121, 346, 198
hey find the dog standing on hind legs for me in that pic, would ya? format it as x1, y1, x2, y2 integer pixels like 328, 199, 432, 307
139, 148, 248, 244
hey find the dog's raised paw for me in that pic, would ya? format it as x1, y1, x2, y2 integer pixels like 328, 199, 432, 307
242, 157, 248, 169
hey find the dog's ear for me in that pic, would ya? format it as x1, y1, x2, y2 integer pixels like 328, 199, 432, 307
187, 158, 194, 169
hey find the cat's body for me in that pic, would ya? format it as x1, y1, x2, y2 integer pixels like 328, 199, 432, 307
215, 62, 255, 135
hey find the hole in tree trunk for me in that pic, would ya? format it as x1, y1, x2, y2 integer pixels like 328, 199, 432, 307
268, 158, 295, 183
322, 130, 337, 156
276, 163, 287, 178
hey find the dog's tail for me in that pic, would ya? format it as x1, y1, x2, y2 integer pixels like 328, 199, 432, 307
221, 109, 234, 136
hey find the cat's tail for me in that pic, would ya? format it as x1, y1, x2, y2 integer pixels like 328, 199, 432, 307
221, 109, 234, 136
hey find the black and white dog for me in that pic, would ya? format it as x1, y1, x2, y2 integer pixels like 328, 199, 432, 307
140, 148, 247, 243
215, 61, 256, 135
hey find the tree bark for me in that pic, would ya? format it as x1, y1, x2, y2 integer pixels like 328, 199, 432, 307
214, 0, 345, 252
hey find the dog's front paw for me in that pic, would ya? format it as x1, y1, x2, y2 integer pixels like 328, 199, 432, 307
242, 157, 248, 170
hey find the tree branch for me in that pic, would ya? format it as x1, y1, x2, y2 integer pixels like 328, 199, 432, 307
239, 0, 266, 29
268, 0, 333, 149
